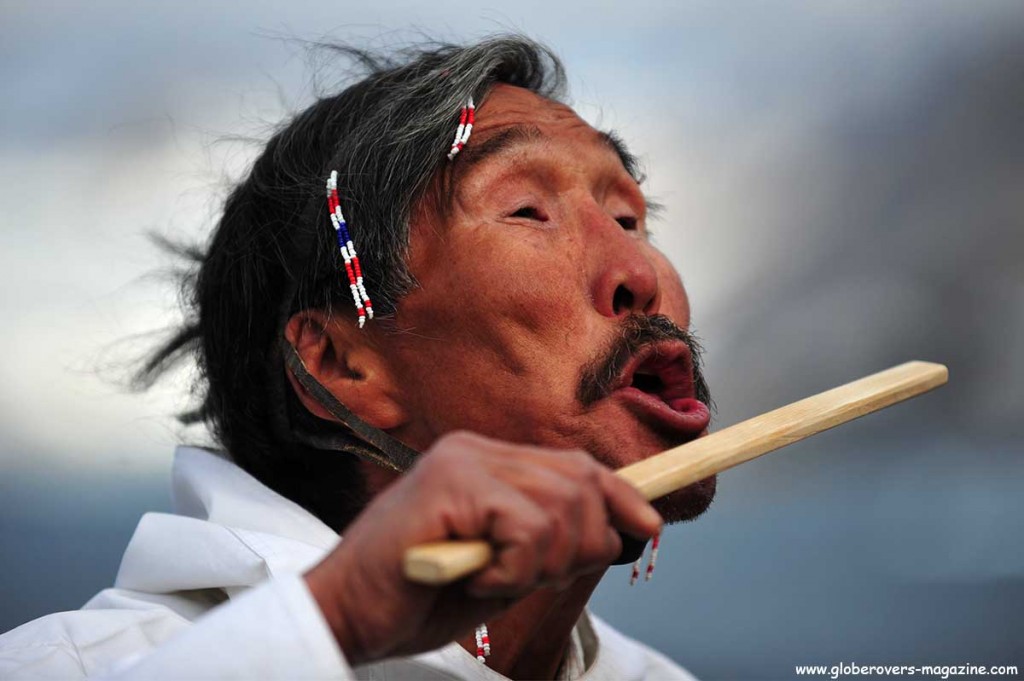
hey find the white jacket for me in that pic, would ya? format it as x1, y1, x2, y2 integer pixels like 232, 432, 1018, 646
0, 447, 697, 680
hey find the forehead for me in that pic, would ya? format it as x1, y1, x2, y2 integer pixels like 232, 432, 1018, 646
452, 84, 641, 183
474, 83, 592, 136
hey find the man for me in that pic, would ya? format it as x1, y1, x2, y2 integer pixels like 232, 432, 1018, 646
0, 36, 714, 680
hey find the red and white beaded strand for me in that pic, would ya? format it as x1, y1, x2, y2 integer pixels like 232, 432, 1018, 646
629, 532, 661, 586
474, 623, 491, 663
326, 170, 374, 327
447, 97, 475, 161
645, 532, 661, 581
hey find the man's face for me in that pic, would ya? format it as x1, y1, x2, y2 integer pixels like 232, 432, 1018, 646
382, 84, 714, 522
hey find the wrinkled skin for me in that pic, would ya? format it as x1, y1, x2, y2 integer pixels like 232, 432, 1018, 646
292, 84, 714, 679
392, 86, 705, 474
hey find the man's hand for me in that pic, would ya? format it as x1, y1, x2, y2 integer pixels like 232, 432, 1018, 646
303, 431, 662, 666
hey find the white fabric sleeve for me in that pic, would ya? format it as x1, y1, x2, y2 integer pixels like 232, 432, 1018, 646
101, 574, 353, 680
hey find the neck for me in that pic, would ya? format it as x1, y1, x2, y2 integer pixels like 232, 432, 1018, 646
458, 571, 605, 680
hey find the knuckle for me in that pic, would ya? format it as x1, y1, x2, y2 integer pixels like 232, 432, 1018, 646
577, 537, 603, 563
580, 531, 619, 566
473, 570, 529, 598
424, 432, 488, 471
418, 450, 457, 481
569, 452, 601, 482
603, 530, 623, 561
522, 513, 555, 545
433, 429, 480, 452
546, 513, 569, 543
553, 480, 583, 508
567, 450, 594, 469
516, 509, 557, 548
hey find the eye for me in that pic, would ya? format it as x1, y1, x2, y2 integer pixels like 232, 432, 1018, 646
510, 206, 547, 221
616, 216, 639, 231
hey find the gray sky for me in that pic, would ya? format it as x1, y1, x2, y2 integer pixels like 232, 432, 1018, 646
4, 3, 1023, 672
1, 1, 1021, 473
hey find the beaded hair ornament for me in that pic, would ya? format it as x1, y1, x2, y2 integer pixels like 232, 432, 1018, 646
447, 97, 475, 161
325, 96, 474, 326
326, 170, 374, 327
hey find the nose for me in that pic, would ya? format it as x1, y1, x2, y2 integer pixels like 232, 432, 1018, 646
587, 211, 660, 319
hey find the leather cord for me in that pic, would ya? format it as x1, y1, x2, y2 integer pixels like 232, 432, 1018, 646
279, 337, 421, 473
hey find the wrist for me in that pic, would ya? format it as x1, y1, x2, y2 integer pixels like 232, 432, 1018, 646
305, 562, 368, 667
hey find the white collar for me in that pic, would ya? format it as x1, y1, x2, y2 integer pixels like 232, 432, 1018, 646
114, 446, 652, 680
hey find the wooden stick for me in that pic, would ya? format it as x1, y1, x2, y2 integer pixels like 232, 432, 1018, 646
403, 361, 948, 585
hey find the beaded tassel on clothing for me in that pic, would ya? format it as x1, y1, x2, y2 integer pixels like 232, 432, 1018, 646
474, 623, 491, 663
629, 531, 661, 586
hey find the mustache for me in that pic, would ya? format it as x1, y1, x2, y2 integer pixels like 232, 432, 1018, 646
576, 314, 713, 410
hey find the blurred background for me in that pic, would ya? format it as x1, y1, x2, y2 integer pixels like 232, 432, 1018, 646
1, 1, 1021, 678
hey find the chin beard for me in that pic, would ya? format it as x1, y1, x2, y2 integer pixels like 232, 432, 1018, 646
651, 475, 717, 524
612, 475, 717, 565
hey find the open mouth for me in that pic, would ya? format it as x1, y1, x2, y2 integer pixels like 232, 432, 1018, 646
611, 341, 710, 439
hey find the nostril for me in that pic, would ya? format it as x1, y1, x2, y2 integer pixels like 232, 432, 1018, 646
612, 285, 634, 315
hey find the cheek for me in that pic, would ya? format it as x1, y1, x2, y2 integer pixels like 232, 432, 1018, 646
391, 227, 591, 440
393, 222, 593, 417
412, 226, 586, 340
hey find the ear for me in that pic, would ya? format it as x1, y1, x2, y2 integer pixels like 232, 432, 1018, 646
283, 310, 408, 431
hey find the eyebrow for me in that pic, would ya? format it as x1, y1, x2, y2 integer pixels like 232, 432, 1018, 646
454, 123, 546, 173
598, 130, 645, 184
599, 129, 663, 219
455, 124, 645, 181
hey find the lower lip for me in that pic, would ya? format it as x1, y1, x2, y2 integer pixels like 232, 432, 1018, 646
613, 387, 711, 438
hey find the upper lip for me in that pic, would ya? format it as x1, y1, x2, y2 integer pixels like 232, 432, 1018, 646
611, 340, 696, 403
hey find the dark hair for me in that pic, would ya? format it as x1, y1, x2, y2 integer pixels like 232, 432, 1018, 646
137, 36, 567, 530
